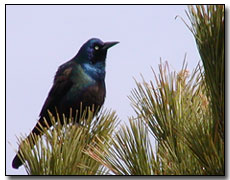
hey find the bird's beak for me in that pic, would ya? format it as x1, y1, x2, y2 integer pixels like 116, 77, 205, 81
103, 41, 119, 50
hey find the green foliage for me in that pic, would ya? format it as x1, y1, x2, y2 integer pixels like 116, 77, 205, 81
184, 5, 224, 174
86, 118, 157, 175
15, 109, 118, 175
87, 61, 208, 175
186, 5, 224, 140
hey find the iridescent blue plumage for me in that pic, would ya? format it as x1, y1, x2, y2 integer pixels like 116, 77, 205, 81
12, 38, 119, 169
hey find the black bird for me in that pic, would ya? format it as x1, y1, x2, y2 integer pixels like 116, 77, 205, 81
12, 38, 119, 169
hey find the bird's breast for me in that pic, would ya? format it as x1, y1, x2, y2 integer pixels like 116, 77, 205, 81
80, 81, 106, 106
60, 63, 106, 114
65, 80, 106, 109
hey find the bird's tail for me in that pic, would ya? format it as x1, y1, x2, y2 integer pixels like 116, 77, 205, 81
12, 153, 23, 169
12, 117, 49, 169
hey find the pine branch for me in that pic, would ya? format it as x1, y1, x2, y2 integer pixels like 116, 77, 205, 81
15, 108, 118, 175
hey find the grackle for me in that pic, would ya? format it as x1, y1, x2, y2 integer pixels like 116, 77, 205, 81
12, 38, 119, 169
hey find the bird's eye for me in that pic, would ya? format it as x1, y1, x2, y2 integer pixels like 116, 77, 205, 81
94, 45, 100, 50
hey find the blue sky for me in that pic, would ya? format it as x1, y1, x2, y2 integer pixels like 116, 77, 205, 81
6, 5, 200, 175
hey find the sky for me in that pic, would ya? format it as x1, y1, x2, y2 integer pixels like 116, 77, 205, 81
6, 5, 201, 175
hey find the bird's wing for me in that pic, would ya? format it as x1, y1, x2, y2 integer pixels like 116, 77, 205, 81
39, 63, 74, 116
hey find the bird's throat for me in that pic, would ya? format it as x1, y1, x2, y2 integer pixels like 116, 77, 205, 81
81, 62, 106, 81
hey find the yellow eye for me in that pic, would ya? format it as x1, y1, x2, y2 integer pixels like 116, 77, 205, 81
94, 45, 99, 50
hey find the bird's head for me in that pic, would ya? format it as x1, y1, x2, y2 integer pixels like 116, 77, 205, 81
75, 38, 119, 64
